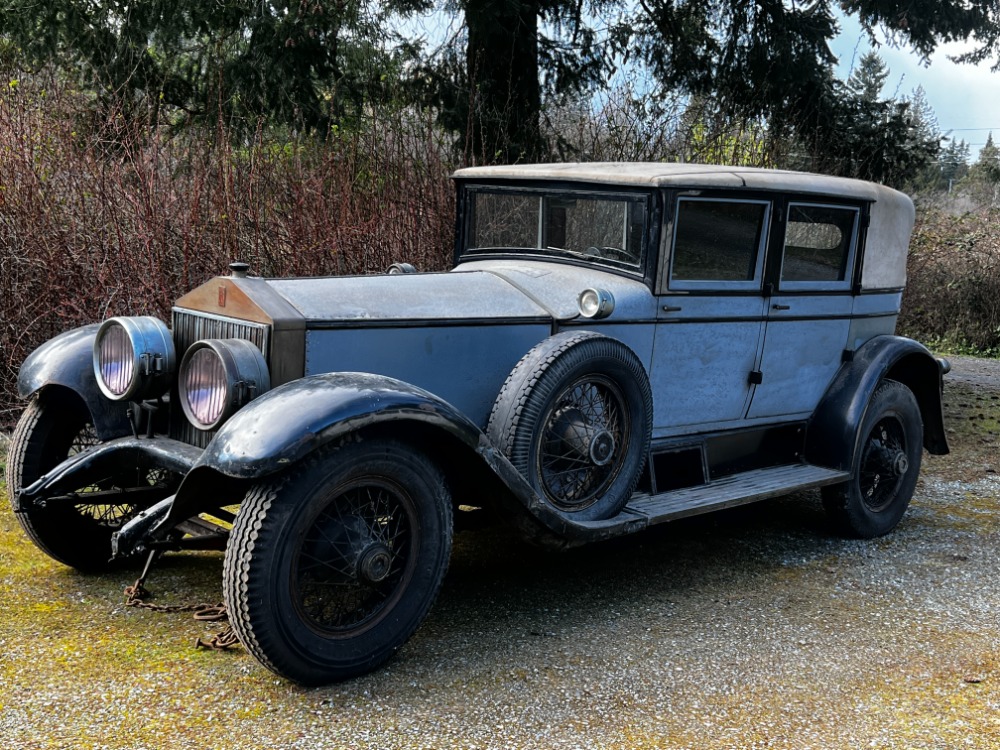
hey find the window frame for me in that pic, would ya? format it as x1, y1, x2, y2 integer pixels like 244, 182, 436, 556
777, 201, 861, 292
458, 184, 652, 278
665, 196, 772, 292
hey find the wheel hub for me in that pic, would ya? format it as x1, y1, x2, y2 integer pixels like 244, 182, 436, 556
589, 429, 616, 466
891, 451, 909, 477
358, 544, 393, 584
548, 407, 617, 467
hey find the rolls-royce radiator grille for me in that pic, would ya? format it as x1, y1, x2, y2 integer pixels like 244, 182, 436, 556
170, 309, 272, 448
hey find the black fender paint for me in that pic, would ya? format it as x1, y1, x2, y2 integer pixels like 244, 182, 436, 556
806, 335, 948, 472
150, 372, 637, 546
16, 324, 131, 439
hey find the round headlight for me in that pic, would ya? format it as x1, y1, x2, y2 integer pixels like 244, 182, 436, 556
386, 262, 417, 275
578, 288, 615, 319
179, 339, 270, 430
93, 317, 175, 401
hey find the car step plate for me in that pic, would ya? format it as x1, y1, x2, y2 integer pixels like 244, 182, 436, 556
627, 464, 851, 526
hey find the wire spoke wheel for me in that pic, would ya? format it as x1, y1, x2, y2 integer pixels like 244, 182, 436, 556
294, 479, 415, 635
536, 375, 630, 511
488, 331, 652, 522
67, 423, 144, 528
224, 439, 452, 685
7, 396, 177, 570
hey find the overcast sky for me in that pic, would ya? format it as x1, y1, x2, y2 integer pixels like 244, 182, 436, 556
829, 15, 1000, 162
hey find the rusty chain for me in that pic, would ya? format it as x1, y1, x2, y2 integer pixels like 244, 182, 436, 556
123, 562, 241, 652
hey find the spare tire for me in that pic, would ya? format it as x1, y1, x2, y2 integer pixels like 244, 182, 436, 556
487, 330, 652, 521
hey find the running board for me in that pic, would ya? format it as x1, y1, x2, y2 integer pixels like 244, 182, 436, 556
628, 464, 850, 525
563, 464, 850, 545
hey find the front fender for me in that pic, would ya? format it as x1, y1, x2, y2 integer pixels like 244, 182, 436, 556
806, 335, 949, 471
160, 372, 644, 547
193, 372, 487, 478
17, 324, 130, 439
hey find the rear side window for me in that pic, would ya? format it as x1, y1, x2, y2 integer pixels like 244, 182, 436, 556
781, 204, 859, 288
669, 198, 769, 289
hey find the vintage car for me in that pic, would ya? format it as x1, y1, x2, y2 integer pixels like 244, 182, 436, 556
7, 162, 948, 685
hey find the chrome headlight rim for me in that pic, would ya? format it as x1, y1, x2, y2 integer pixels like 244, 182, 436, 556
578, 288, 615, 319
179, 338, 270, 431
93, 316, 175, 401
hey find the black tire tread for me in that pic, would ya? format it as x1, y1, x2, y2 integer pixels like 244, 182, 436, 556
6, 398, 58, 557
822, 379, 923, 539
488, 330, 604, 458
223, 477, 282, 676
223, 438, 453, 685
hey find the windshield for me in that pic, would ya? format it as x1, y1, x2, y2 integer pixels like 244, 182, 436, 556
461, 187, 648, 270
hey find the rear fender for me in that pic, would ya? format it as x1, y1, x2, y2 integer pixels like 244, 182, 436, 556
17, 324, 131, 439
806, 335, 948, 471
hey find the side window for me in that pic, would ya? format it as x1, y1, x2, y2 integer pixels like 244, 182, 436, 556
668, 198, 769, 290
780, 203, 859, 289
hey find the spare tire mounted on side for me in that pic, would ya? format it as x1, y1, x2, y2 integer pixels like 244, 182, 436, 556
487, 330, 653, 522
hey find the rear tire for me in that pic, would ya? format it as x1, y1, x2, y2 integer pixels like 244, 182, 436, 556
223, 438, 453, 685
822, 380, 923, 538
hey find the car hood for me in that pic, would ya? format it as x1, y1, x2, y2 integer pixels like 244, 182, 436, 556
173, 263, 652, 326
175, 269, 551, 326
266, 270, 552, 323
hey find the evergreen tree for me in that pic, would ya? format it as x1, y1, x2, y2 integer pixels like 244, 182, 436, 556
448, 0, 1000, 165
965, 133, 1000, 206
940, 138, 971, 187
0, 0, 430, 133
901, 86, 947, 193
971, 133, 1000, 184
846, 51, 891, 103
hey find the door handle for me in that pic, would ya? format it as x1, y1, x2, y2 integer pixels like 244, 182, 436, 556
662, 305, 683, 312
771, 303, 790, 310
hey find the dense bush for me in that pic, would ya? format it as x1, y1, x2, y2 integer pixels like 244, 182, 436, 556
899, 208, 1000, 354
0, 80, 455, 426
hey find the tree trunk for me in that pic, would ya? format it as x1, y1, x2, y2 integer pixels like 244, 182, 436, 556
464, 0, 544, 164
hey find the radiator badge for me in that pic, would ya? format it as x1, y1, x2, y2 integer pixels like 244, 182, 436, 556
218, 286, 227, 307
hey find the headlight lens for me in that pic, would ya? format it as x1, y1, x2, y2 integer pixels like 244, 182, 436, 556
179, 339, 270, 430
182, 347, 228, 427
93, 317, 175, 401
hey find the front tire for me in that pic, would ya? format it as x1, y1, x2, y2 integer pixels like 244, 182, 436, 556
822, 380, 923, 538
7, 394, 150, 571
223, 438, 453, 686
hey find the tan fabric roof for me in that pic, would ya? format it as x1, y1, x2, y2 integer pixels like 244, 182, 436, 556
453, 162, 901, 202
453, 162, 915, 290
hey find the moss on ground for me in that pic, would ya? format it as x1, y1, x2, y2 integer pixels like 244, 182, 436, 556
1, 375, 999, 748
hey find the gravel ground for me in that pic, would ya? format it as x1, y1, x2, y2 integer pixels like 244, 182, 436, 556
1, 361, 1000, 749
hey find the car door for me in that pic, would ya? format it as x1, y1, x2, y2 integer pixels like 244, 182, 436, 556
745, 200, 862, 419
650, 194, 770, 435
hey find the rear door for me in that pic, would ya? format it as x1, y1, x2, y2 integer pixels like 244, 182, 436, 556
746, 200, 862, 419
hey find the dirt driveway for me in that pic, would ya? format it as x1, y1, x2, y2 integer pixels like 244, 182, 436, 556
1, 359, 999, 749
